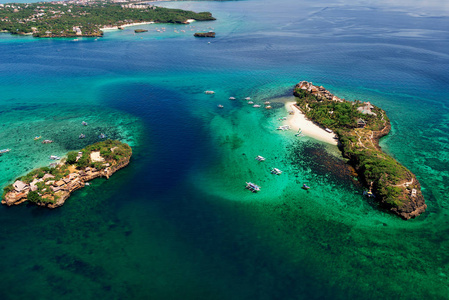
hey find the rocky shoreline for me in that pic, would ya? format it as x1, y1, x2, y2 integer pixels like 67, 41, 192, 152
293, 81, 426, 219
1, 140, 131, 208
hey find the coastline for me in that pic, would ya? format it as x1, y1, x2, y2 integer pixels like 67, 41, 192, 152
100, 22, 155, 31
285, 101, 338, 145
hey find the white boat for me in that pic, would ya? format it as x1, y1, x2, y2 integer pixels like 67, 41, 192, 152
264, 101, 270, 105
229, 97, 236, 100
42, 140, 53, 144
82, 121, 88, 126
245, 97, 251, 100
325, 128, 333, 133
34, 136, 41, 141
79, 134, 86, 139
271, 168, 282, 175
248, 101, 254, 104
218, 104, 224, 108
0, 148, 11, 154
276, 125, 291, 131
245, 182, 260, 193
255, 155, 266, 162
253, 104, 261, 108
204, 90, 215, 94
50, 155, 60, 160
278, 117, 287, 121
99, 133, 107, 139
265, 106, 272, 109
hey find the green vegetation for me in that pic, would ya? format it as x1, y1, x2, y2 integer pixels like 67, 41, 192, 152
294, 85, 420, 209
0, 1, 215, 37
2, 140, 131, 206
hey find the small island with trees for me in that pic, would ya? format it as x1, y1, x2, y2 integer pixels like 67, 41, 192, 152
293, 81, 426, 219
0, 0, 215, 38
1, 140, 132, 208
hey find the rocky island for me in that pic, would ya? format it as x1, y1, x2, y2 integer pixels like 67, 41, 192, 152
1, 140, 132, 208
194, 32, 215, 38
293, 81, 426, 219
0, 0, 215, 38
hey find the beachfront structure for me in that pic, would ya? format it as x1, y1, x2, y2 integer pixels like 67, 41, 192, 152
13, 181, 29, 193
357, 102, 377, 116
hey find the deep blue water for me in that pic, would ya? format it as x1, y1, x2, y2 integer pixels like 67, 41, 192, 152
1, 0, 449, 299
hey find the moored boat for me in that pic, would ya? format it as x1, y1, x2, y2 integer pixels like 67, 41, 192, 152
271, 168, 282, 175
99, 133, 107, 139
248, 101, 254, 104
79, 134, 86, 139
229, 97, 236, 100
245, 182, 260, 193
253, 104, 261, 108
245, 97, 251, 100
82, 121, 88, 126
42, 140, 53, 144
0, 148, 11, 154
218, 104, 224, 108
302, 184, 310, 190
34, 136, 41, 141
255, 155, 266, 162
265, 105, 272, 109
204, 90, 215, 94
50, 155, 60, 160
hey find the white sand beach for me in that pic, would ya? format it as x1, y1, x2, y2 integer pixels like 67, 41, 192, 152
285, 101, 338, 145
100, 22, 155, 31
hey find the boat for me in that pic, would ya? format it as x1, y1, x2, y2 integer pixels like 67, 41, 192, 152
271, 168, 282, 175
363, 191, 375, 198
264, 101, 270, 105
245, 182, 260, 193
276, 125, 291, 131
218, 104, 224, 108
325, 128, 333, 133
34, 136, 41, 141
42, 140, 53, 144
255, 155, 266, 162
204, 90, 215, 94
295, 129, 303, 136
265, 106, 272, 109
245, 97, 251, 100
229, 97, 236, 100
0, 148, 11, 154
49, 155, 60, 160
85, 182, 90, 186
253, 104, 261, 108
82, 121, 88, 126
278, 117, 287, 121
99, 133, 107, 139
248, 101, 254, 104
79, 134, 86, 139
302, 184, 310, 190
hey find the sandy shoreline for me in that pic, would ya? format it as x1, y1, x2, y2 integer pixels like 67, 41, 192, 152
285, 101, 338, 145
100, 22, 155, 31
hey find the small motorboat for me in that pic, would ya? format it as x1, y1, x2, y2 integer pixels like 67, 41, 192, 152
34, 136, 41, 141
363, 191, 375, 198
42, 140, 53, 144
253, 104, 261, 108
229, 97, 236, 100
50, 155, 60, 160
82, 121, 88, 126
245, 97, 251, 100
248, 101, 254, 104
218, 104, 224, 108
99, 133, 107, 139
0, 148, 11, 154
265, 106, 272, 110
302, 184, 310, 190
204, 90, 215, 94
79, 134, 86, 139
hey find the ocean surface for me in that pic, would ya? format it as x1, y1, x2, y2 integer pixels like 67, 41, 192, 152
1, 0, 449, 299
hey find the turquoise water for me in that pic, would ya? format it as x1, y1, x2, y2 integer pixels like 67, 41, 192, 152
1, 0, 449, 299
